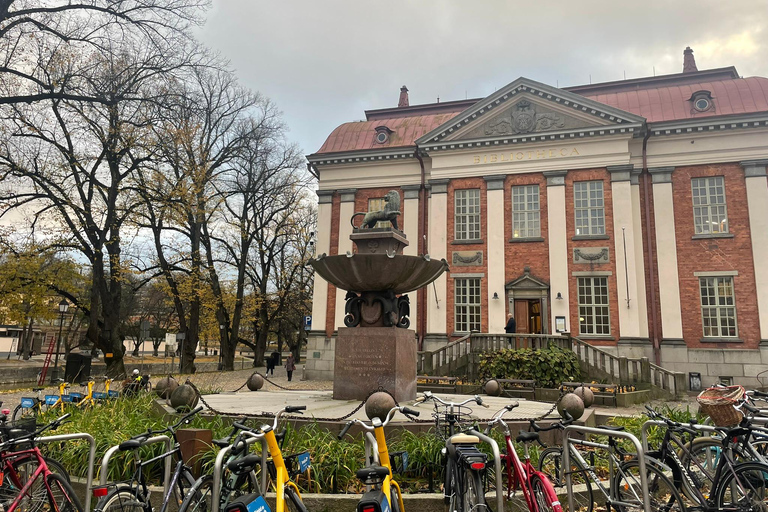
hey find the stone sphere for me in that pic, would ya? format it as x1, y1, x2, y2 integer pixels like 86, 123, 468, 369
573, 386, 595, 408
246, 373, 264, 391
484, 379, 502, 396
170, 383, 199, 411
365, 391, 396, 421
155, 376, 179, 399
557, 393, 585, 421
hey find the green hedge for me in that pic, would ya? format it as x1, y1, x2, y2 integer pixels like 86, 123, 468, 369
477, 345, 582, 388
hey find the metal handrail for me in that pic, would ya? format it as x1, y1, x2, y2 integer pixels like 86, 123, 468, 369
35, 433, 96, 511
467, 429, 503, 512
211, 431, 268, 512
100, 435, 173, 503
563, 425, 650, 512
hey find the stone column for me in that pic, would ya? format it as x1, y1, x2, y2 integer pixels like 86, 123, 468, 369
334, 189, 356, 331
306, 189, 334, 380
649, 167, 684, 341
544, 171, 570, 333
608, 165, 647, 340
484, 175, 506, 333
426, 179, 449, 348
742, 160, 768, 342
630, 169, 650, 338
402, 184, 420, 331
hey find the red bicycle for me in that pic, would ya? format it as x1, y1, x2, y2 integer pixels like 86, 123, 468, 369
483, 403, 562, 512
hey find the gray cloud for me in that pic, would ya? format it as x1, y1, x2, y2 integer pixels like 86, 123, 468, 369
196, 0, 768, 156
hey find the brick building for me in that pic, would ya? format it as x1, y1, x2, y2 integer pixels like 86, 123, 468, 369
305, 48, 768, 388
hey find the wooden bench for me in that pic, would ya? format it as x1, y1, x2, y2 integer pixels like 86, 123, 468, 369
494, 378, 536, 399
561, 382, 617, 407
417, 375, 458, 393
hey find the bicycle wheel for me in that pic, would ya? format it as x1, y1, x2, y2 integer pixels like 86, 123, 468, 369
447, 464, 461, 512
679, 436, 721, 501
531, 473, 563, 512
614, 459, 685, 512
462, 469, 486, 512
95, 485, 148, 512
284, 486, 308, 512
12, 403, 37, 422
537, 446, 593, 512
714, 461, 768, 511
45, 473, 83, 512
177, 475, 213, 512
170, 469, 200, 512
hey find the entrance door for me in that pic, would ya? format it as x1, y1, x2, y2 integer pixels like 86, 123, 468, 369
528, 300, 542, 334
514, 300, 530, 333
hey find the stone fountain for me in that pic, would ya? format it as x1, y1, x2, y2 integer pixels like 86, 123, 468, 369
309, 191, 449, 401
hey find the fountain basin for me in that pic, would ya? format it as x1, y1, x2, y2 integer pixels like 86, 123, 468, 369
309, 253, 449, 294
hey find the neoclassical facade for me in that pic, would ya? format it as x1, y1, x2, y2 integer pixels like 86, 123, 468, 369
306, 50, 768, 388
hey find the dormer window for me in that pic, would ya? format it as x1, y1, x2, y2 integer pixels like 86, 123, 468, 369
690, 90, 714, 113
374, 126, 393, 144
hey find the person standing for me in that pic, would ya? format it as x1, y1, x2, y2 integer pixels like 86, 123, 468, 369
270, 350, 280, 376
265, 354, 274, 376
285, 354, 296, 382
505, 314, 516, 334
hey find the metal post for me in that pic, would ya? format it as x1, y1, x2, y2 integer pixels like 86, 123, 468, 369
468, 429, 503, 512
212, 432, 265, 512
35, 433, 95, 511
51, 308, 66, 382
101, 435, 172, 502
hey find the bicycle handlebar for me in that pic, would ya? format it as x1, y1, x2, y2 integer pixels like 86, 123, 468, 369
0, 413, 70, 448
419, 391, 486, 408
337, 405, 414, 438
529, 411, 573, 432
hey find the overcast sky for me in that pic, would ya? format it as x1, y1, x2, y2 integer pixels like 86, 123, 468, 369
195, 1, 768, 158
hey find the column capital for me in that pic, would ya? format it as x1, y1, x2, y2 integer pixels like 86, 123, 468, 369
428, 178, 450, 194
316, 190, 334, 204
607, 164, 634, 183
543, 170, 567, 187
630, 168, 642, 186
741, 160, 768, 178
648, 167, 675, 184
338, 188, 357, 202
483, 175, 506, 190
401, 184, 421, 199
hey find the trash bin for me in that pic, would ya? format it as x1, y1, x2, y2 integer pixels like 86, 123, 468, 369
64, 353, 92, 383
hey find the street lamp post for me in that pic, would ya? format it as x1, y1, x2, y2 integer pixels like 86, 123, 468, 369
51, 299, 69, 383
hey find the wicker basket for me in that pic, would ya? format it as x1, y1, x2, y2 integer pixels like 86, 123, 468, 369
697, 385, 745, 427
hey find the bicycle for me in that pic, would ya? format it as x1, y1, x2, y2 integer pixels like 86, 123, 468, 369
75, 377, 98, 409
416, 391, 488, 512
0, 413, 82, 512
13, 380, 70, 421
483, 402, 562, 512
339, 404, 420, 512
93, 377, 119, 401
179, 405, 310, 512
92, 405, 205, 512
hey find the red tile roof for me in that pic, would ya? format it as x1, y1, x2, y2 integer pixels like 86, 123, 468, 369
312, 74, 768, 155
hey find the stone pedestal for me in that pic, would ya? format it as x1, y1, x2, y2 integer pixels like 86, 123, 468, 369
333, 326, 416, 402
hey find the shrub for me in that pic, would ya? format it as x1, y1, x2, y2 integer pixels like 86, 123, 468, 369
477, 345, 582, 388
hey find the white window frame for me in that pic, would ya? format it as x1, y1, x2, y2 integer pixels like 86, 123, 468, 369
574, 181, 605, 236
577, 276, 610, 335
367, 198, 390, 228
455, 189, 481, 241
454, 277, 481, 333
512, 184, 540, 238
692, 176, 729, 235
699, 276, 738, 338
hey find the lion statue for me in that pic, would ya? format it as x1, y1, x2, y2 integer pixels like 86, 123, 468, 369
351, 190, 401, 230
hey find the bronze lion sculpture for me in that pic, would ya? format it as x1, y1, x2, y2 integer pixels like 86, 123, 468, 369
350, 190, 401, 230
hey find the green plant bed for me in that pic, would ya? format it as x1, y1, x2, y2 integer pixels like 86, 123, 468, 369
477, 346, 582, 388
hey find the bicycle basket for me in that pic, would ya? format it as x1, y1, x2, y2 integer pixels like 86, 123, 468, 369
0, 417, 37, 443
267, 451, 311, 479
390, 450, 409, 474
433, 404, 475, 441
697, 385, 745, 427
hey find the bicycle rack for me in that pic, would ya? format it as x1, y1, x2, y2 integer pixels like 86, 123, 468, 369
640, 419, 719, 452
35, 432, 96, 511
467, 429, 503, 512
211, 431, 269, 512
100, 435, 173, 507
563, 425, 650, 512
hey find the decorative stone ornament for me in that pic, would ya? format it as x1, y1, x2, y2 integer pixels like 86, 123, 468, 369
246, 373, 264, 391
365, 391, 396, 421
170, 384, 199, 411
155, 376, 179, 399
484, 379, 501, 397
557, 393, 585, 421
573, 386, 595, 408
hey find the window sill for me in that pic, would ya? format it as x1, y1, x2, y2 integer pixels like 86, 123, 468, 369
578, 334, 615, 341
692, 233, 734, 240
700, 337, 743, 343
572, 235, 610, 241
509, 237, 545, 243
451, 239, 484, 245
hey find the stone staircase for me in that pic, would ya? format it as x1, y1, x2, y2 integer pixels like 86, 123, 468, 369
417, 332, 687, 398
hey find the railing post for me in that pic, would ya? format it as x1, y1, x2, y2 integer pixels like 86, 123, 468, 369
640, 357, 651, 384
673, 372, 687, 398
423, 352, 433, 374
618, 356, 629, 385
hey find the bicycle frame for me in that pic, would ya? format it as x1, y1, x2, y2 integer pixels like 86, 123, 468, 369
263, 426, 305, 512
77, 380, 96, 408
373, 419, 404, 512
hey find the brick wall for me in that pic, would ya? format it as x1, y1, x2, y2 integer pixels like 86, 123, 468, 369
325, 193, 341, 336
672, 163, 760, 349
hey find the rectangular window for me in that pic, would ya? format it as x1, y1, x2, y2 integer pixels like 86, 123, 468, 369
512, 185, 540, 238
455, 278, 481, 333
692, 176, 728, 234
577, 276, 610, 335
455, 189, 481, 240
367, 198, 390, 228
574, 181, 605, 236
699, 276, 737, 337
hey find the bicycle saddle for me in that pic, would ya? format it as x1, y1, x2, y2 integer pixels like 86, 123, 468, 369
356, 465, 390, 482
516, 431, 540, 444
227, 454, 260, 474
32, 387, 44, 392
598, 425, 625, 432
449, 434, 480, 445
119, 437, 147, 451
212, 438, 231, 448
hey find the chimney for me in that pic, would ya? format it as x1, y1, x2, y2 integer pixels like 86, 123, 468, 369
683, 47, 698, 73
398, 85, 409, 107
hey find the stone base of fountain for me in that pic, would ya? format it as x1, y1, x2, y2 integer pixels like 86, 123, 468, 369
332, 326, 417, 402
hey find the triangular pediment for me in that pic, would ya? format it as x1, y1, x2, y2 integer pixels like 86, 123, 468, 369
416, 77, 645, 147
505, 267, 549, 290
